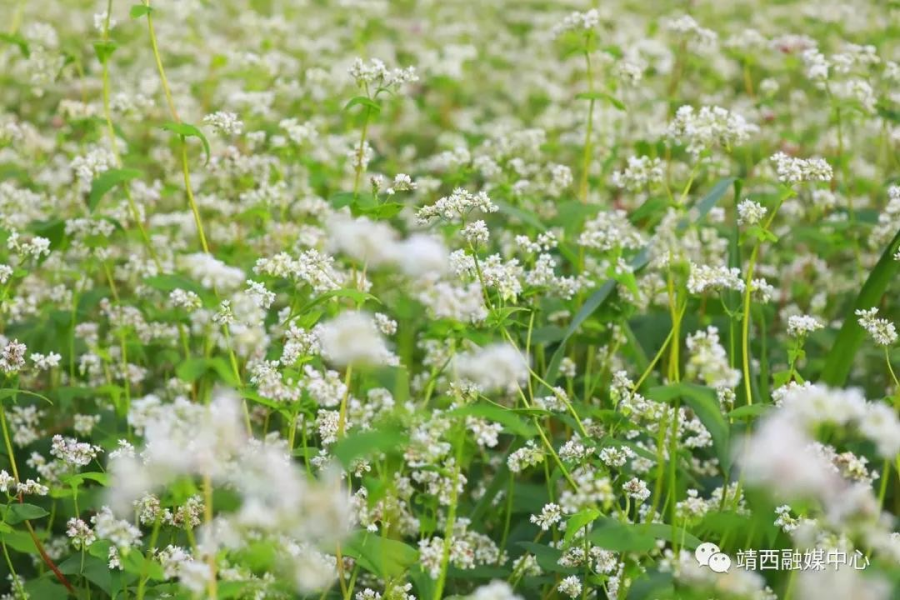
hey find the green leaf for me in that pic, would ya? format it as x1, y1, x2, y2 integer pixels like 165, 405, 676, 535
587, 520, 657, 552
92, 40, 118, 64
822, 223, 900, 386
564, 508, 601, 543
87, 168, 142, 212
684, 177, 737, 228
727, 404, 772, 420
448, 403, 537, 437
331, 427, 407, 467
516, 541, 574, 574
176, 357, 238, 386
130, 4, 153, 18
343, 532, 418, 578
62, 472, 110, 488
494, 200, 547, 231
162, 121, 211, 164
0, 389, 53, 404
6, 503, 49, 524
575, 91, 626, 111
358, 202, 404, 219
0, 33, 30, 57
546, 177, 736, 384
344, 96, 382, 113
649, 383, 731, 471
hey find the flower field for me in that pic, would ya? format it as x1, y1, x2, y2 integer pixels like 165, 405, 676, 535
0, 1, 899, 599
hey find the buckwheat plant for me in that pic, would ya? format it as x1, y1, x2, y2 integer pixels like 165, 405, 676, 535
0, 2, 898, 600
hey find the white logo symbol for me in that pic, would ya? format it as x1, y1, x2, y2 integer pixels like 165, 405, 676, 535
708, 552, 732, 573
695, 542, 731, 573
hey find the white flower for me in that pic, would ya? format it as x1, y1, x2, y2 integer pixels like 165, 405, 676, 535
316, 311, 396, 367
557, 575, 582, 598
687, 264, 745, 295
202, 111, 243, 136
471, 581, 523, 600
667, 105, 757, 156
856, 307, 897, 346
787, 315, 824, 337
530, 503, 562, 530
771, 152, 833, 183
455, 343, 529, 393
326, 212, 402, 268
737, 200, 767, 225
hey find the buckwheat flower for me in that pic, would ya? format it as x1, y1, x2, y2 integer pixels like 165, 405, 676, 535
0, 339, 27, 373
202, 111, 243, 136
245, 280, 275, 310
279, 117, 318, 145
548, 164, 573, 196
169, 288, 202, 311
579, 210, 645, 252
623, 478, 651, 503
317, 311, 396, 367
665, 14, 717, 48
771, 152, 833, 183
858, 403, 900, 458
787, 315, 824, 337
70, 147, 115, 190
599, 445, 635, 468
687, 263, 745, 294
134, 493, 162, 525
530, 503, 562, 530
552, 9, 600, 37
93, 11, 116, 31
751, 278, 775, 303
666, 106, 756, 156
373, 313, 397, 336
156, 545, 194, 579
397, 234, 449, 277
559, 438, 588, 461
856, 307, 897, 346
73, 414, 101, 436
91, 506, 141, 552
611, 156, 664, 191
472, 581, 523, 600
29, 351, 60, 370
615, 59, 646, 86
740, 415, 842, 502
801, 48, 830, 84
686, 326, 741, 388
0, 470, 14, 493
17, 479, 49, 495
0, 265, 12, 284
455, 343, 529, 393
66, 518, 95, 549
109, 440, 135, 460
796, 565, 890, 600
508, 441, 544, 473
8, 405, 42, 446
51, 435, 102, 467
383, 173, 416, 194
417, 188, 498, 224
557, 575, 582, 598
467, 417, 502, 448
737, 199, 767, 225
348, 58, 418, 89
326, 212, 401, 267
281, 326, 320, 364
462, 220, 490, 244
7, 234, 51, 260
212, 300, 235, 325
